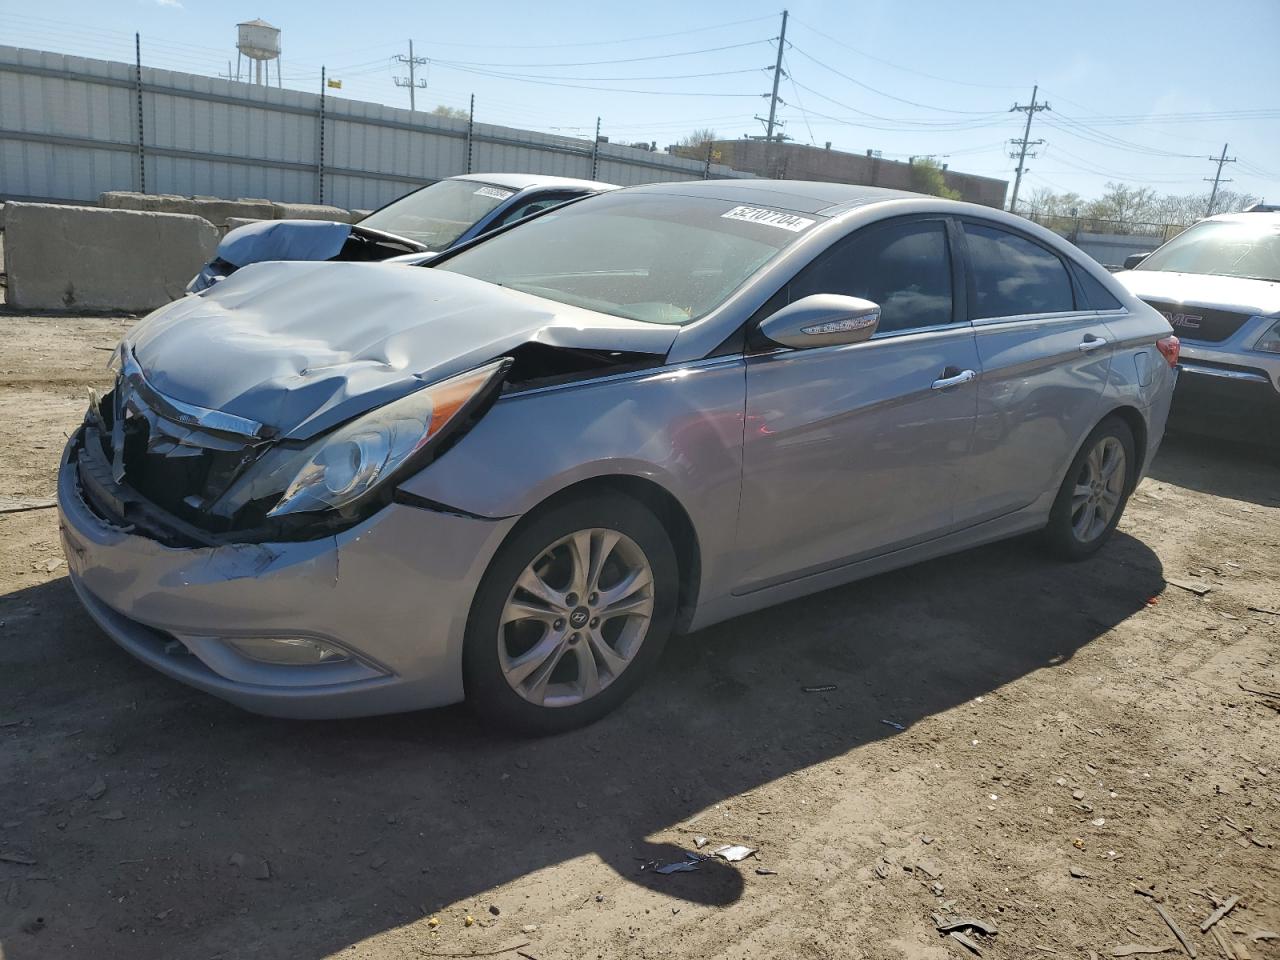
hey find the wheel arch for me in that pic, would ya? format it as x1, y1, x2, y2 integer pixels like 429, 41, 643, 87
1099, 404, 1149, 489
498, 474, 704, 634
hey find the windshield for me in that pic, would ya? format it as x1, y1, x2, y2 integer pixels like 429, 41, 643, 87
1137, 218, 1280, 282
435, 192, 819, 325
360, 179, 516, 251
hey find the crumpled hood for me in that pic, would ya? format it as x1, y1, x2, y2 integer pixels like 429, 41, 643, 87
218, 219, 353, 268
128, 260, 679, 440
1115, 269, 1280, 316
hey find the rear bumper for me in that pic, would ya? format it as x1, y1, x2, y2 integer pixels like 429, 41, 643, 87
57, 431, 517, 718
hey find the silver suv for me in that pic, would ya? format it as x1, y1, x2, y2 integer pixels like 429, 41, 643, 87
1116, 208, 1280, 443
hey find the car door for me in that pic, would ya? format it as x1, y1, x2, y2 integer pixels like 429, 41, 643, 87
734, 216, 981, 593
952, 220, 1115, 526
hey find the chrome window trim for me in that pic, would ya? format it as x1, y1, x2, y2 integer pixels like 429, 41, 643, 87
751, 320, 978, 361
970, 310, 1101, 330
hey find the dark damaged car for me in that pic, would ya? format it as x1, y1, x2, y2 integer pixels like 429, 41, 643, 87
187, 172, 615, 292
60, 180, 1176, 733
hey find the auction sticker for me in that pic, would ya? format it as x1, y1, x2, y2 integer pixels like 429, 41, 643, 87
721, 205, 815, 232
474, 186, 515, 201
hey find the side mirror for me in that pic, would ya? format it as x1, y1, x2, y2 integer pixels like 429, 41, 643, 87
1123, 253, 1150, 270
759, 294, 880, 349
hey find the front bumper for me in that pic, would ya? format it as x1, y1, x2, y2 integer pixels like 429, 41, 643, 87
57, 431, 517, 718
1171, 355, 1280, 443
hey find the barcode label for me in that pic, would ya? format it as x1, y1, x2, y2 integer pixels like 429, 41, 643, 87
474, 186, 515, 201
721, 205, 815, 232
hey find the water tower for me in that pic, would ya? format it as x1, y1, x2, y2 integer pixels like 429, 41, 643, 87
236, 18, 281, 87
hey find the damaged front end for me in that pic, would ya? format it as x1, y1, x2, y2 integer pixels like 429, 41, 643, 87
72, 346, 512, 546
187, 220, 429, 293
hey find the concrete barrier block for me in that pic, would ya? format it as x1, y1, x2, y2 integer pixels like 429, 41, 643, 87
272, 202, 355, 223
99, 192, 195, 215
189, 197, 275, 227
350, 209, 372, 221
223, 217, 267, 235
5, 203, 218, 312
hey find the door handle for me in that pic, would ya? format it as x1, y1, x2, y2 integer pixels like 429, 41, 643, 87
931, 368, 977, 390
1078, 334, 1109, 353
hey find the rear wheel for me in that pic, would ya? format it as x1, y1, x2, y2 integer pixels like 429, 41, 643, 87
463, 493, 677, 734
1043, 417, 1136, 560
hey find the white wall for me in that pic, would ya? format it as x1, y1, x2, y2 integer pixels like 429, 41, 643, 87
0, 45, 747, 208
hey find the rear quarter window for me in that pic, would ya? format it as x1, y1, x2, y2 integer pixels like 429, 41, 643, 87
1074, 267, 1123, 311
964, 222, 1076, 319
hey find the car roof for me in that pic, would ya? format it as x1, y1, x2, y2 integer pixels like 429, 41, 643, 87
450, 172, 617, 193
621, 178, 920, 215
1201, 210, 1280, 226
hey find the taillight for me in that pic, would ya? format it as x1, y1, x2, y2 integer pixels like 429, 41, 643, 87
1156, 335, 1180, 368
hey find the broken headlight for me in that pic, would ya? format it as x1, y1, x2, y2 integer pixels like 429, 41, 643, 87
267, 359, 510, 518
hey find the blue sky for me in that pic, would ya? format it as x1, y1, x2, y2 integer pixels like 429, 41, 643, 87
2, 0, 1277, 202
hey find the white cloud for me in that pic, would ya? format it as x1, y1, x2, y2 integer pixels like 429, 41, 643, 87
154, 0, 184, 7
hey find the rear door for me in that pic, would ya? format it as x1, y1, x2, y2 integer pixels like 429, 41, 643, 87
953, 220, 1115, 525
734, 216, 980, 593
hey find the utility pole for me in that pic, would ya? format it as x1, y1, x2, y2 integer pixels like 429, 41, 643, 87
1204, 143, 1236, 216
393, 39, 428, 112
1008, 85, 1049, 214
764, 9, 788, 142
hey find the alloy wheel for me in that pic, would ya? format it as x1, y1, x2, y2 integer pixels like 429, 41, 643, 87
1070, 435, 1127, 543
498, 528, 655, 708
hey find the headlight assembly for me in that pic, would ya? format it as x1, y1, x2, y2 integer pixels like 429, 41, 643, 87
267, 358, 510, 518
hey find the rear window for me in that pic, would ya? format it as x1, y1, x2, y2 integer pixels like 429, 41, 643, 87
436, 193, 820, 325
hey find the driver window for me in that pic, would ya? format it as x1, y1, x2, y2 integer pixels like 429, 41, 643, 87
789, 219, 954, 333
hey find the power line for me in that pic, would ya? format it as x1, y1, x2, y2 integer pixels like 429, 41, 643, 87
787, 45, 1001, 115
430, 62, 763, 97
1008, 86, 1050, 214
1204, 143, 1237, 215
787, 17, 1025, 90
783, 54, 816, 146
787, 82, 1009, 130
393, 14, 779, 49
429, 40, 768, 69
420, 66, 767, 82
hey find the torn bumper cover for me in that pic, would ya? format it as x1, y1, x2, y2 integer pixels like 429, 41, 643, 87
57, 428, 517, 718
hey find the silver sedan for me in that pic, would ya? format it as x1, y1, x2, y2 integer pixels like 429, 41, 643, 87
58, 180, 1178, 733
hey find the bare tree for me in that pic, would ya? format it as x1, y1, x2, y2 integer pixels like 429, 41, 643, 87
677, 128, 718, 149
430, 104, 468, 120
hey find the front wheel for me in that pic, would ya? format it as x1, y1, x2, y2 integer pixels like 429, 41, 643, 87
463, 493, 678, 734
1042, 416, 1136, 560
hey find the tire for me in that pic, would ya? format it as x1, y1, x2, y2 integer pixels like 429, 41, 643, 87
1042, 416, 1136, 561
463, 492, 678, 735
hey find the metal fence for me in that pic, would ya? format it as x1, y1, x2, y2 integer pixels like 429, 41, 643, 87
1025, 214, 1186, 244
0, 45, 748, 210
1025, 214, 1187, 269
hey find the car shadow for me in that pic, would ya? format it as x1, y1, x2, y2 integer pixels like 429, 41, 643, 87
1147, 431, 1280, 506
0, 530, 1163, 959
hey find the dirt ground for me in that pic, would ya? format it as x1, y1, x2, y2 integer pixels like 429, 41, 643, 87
0, 313, 1277, 960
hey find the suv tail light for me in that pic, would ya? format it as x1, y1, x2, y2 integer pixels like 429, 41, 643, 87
1156, 335, 1180, 368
